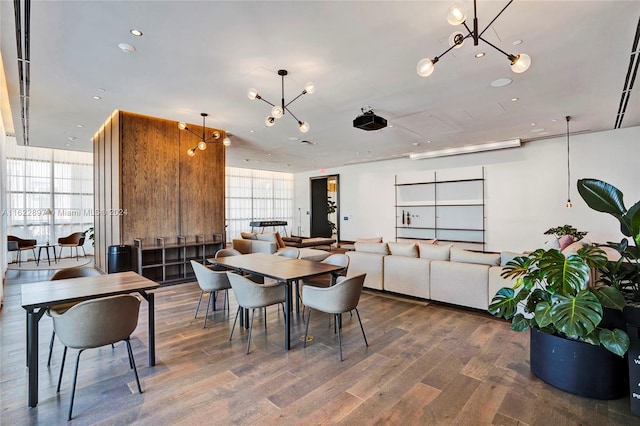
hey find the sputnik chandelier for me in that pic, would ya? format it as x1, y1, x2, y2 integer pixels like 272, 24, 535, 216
417, 0, 531, 78
178, 113, 230, 157
248, 69, 314, 133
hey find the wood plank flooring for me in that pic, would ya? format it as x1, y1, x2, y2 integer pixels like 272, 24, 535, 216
2, 269, 639, 425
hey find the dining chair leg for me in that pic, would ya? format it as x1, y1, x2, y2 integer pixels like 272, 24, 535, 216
246, 308, 256, 354
336, 314, 343, 361
355, 308, 368, 347
203, 291, 213, 328
67, 349, 85, 421
57, 346, 68, 392
194, 291, 204, 319
304, 309, 312, 347
229, 307, 241, 340
32, 248, 38, 265
47, 330, 56, 367
126, 338, 143, 394
81, 246, 86, 258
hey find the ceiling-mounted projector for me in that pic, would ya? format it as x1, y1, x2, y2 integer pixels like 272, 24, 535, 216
353, 109, 387, 131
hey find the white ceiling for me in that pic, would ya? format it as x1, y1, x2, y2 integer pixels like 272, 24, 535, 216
1, 1, 639, 173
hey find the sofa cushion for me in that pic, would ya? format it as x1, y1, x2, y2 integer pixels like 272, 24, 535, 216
357, 236, 383, 243
354, 242, 389, 255
500, 251, 523, 266
419, 243, 451, 261
543, 238, 560, 250
561, 240, 588, 257
256, 232, 278, 244
558, 235, 574, 250
274, 232, 286, 249
383, 255, 430, 298
346, 251, 384, 290
450, 247, 500, 266
430, 261, 489, 310
241, 232, 257, 240
388, 242, 418, 258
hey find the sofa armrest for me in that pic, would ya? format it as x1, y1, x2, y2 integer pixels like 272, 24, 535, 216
232, 239, 277, 254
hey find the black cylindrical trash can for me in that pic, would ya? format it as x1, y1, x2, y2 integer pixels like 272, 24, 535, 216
108, 245, 131, 273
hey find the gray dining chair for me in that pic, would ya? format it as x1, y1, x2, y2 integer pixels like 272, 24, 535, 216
51, 294, 143, 420
302, 273, 368, 361
47, 267, 102, 367
227, 272, 286, 354
191, 260, 231, 328
300, 253, 350, 320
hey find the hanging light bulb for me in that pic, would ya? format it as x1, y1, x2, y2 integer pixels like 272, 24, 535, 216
223, 136, 231, 146
446, 3, 467, 25
566, 200, 573, 209
265, 116, 275, 127
178, 122, 187, 130
197, 141, 207, 150
304, 82, 316, 94
211, 130, 220, 140
417, 57, 437, 77
247, 88, 259, 100
271, 105, 284, 118
510, 53, 531, 73
299, 121, 310, 133
448, 31, 465, 48
187, 148, 196, 156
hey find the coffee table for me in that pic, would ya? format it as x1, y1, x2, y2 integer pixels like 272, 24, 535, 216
35, 243, 58, 266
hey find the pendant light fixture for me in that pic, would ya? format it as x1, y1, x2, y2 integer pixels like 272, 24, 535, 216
248, 69, 314, 133
565, 116, 572, 208
178, 113, 230, 157
417, 0, 531, 78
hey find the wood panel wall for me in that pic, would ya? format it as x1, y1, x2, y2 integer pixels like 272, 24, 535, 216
92, 110, 226, 272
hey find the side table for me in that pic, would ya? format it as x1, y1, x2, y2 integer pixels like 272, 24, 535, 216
36, 244, 59, 266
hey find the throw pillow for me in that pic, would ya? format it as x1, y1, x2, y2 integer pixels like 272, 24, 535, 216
240, 232, 257, 240
450, 247, 500, 266
256, 232, 278, 244
356, 237, 383, 243
561, 240, 588, 257
354, 242, 389, 255
419, 244, 452, 261
274, 232, 286, 249
543, 238, 561, 250
500, 251, 523, 266
558, 235, 574, 251
388, 242, 418, 258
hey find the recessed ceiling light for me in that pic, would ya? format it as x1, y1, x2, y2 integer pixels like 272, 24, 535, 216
93, 96, 102, 100
388, 124, 394, 128
552, 118, 559, 122
513, 39, 523, 46
412, 142, 420, 146
68, 136, 77, 141
427, 140, 432, 144
130, 29, 143, 36
490, 78, 512, 87
250, 130, 255, 133
66, 143, 71, 147
98, 88, 106, 92
76, 124, 84, 128
267, 153, 272, 156
531, 128, 545, 133
118, 43, 136, 53
474, 52, 485, 58
530, 122, 536, 126
511, 97, 519, 102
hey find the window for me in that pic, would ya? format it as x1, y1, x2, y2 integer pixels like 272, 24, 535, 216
5, 143, 93, 254
225, 167, 293, 241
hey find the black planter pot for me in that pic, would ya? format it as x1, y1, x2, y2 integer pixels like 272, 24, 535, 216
530, 327, 628, 400
624, 305, 640, 326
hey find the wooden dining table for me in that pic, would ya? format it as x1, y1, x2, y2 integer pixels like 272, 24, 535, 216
207, 253, 344, 350
21, 271, 159, 408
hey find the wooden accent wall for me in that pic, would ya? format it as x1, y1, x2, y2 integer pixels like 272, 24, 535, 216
92, 110, 226, 272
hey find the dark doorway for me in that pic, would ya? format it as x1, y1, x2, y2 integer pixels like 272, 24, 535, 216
310, 175, 339, 240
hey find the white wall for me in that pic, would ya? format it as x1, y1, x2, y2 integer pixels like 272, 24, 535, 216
294, 126, 640, 252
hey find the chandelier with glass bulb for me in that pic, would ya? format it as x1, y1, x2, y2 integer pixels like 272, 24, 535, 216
248, 69, 314, 133
178, 113, 230, 157
417, 0, 531, 78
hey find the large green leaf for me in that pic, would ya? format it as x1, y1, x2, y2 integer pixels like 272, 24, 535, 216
525, 288, 549, 314
539, 250, 590, 294
488, 287, 518, 319
599, 328, 630, 357
592, 286, 626, 310
533, 301, 553, 328
577, 178, 626, 217
624, 200, 640, 243
577, 245, 608, 269
510, 313, 530, 332
550, 290, 602, 337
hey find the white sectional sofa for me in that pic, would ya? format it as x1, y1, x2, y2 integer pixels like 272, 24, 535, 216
232, 232, 331, 261
347, 241, 517, 311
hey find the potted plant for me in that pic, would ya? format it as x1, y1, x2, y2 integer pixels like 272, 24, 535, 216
544, 224, 588, 241
85, 226, 95, 247
577, 179, 640, 307
489, 245, 629, 399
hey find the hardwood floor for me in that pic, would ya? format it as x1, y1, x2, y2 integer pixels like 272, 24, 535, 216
2, 270, 639, 425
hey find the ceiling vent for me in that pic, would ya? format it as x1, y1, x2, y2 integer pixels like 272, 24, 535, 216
353, 108, 387, 131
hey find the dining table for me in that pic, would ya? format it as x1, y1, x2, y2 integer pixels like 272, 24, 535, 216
207, 253, 344, 350
21, 271, 159, 408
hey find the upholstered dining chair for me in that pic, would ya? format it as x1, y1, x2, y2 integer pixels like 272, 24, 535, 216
7, 235, 37, 265
47, 267, 102, 366
301, 253, 350, 319
302, 273, 368, 361
51, 294, 143, 420
227, 272, 286, 354
191, 260, 232, 328
57, 232, 86, 260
